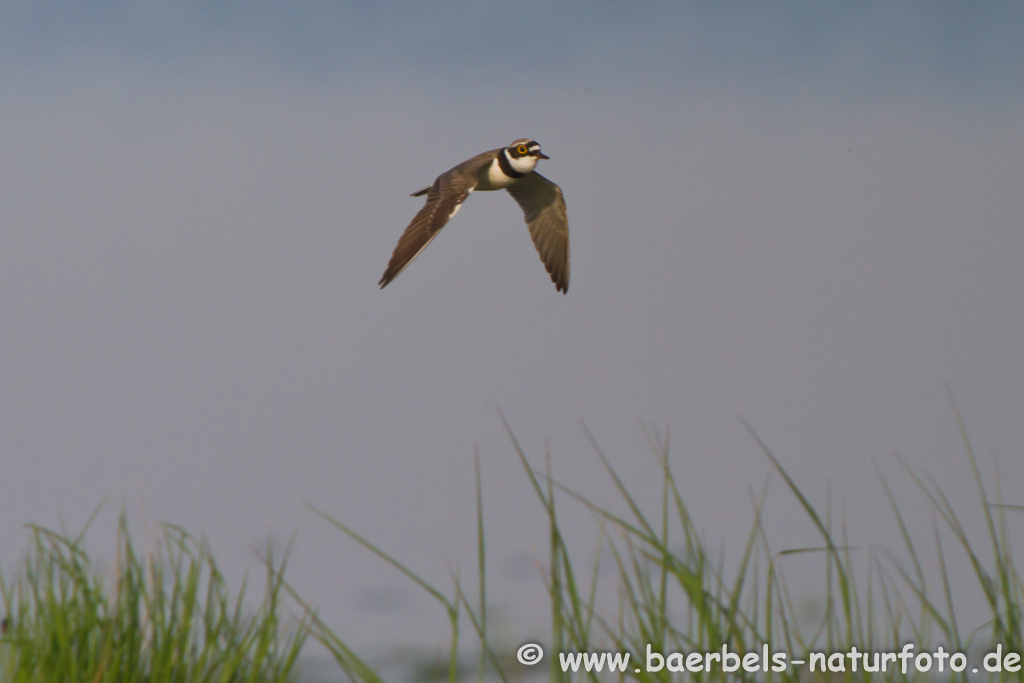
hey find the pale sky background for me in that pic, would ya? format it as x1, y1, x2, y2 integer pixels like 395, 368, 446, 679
2, 0, 1023, 659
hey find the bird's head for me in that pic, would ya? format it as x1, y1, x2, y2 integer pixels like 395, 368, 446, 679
504, 139, 549, 174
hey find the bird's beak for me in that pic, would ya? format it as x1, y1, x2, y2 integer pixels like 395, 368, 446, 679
536, 152, 550, 160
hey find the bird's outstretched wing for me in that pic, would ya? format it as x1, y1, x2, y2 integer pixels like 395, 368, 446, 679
506, 172, 570, 293
378, 176, 475, 288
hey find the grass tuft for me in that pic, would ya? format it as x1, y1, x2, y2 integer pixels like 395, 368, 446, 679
0, 505, 306, 682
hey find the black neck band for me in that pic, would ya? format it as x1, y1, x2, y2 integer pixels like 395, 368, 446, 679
497, 149, 524, 179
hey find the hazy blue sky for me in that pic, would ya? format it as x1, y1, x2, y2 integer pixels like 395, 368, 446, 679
2, 1, 1023, 652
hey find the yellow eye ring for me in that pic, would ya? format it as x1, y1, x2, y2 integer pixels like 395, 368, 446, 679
517, 145, 528, 154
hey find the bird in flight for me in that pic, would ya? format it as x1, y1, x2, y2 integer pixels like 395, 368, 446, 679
378, 138, 569, 293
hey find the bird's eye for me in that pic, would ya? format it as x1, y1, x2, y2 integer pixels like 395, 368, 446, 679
517, 145, 528, 154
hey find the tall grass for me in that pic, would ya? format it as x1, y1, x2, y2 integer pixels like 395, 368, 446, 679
0, 507, 306, 682
1, 402, 1020, 681
301, 405, 1024, 681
